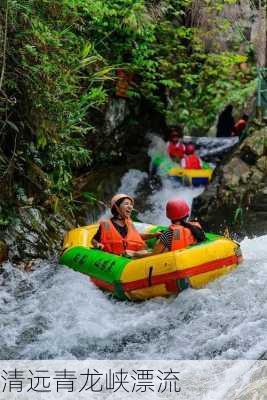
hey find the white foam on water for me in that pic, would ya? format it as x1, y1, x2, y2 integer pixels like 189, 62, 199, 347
147, 134, 168, 160
98, 169, 148, 220
147, 133, 238, 158
139, 178, 203, 225
118, 169, 148, 197
1, 185, 267, 361
1, 137, 266, 363
196, 136, 239, 157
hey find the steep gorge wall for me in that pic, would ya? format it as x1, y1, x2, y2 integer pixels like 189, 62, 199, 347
194, 125, 267, 237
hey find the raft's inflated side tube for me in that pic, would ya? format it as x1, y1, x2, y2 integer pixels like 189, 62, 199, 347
60, 224, 243, 301
151, 154, 213, 186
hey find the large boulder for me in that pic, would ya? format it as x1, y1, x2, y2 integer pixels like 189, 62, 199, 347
222, 157, 251, 187
193, 126, 267, 237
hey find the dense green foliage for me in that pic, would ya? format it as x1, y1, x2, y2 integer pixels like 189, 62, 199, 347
0, 0, 256, 216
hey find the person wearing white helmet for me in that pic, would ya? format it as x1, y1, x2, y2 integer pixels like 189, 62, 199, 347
92, 193, 160, 258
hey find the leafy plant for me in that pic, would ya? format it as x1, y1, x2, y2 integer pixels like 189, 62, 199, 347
0, 0, 257, 220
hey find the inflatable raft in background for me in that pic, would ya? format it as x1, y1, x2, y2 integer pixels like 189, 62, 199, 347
151, 153, 213, 186
60, 223, 243, 301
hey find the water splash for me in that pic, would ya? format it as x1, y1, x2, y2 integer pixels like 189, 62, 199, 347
1, 136, 266, 362
1, 232, 267, 360
139, 178, 203, 225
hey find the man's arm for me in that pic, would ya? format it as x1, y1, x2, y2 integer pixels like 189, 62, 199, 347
141, 232, 161, 241
152, 240, 167, 255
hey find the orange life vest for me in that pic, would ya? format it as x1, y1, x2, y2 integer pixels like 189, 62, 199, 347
100, 219, 146, 255
167, 142, 185, 159
169, 222, 201, 251
183, 154, 201, 169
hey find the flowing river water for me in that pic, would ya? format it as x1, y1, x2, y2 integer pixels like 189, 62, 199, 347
1, 136, 267, 364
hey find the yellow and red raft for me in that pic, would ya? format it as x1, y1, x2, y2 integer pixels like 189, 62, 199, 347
60, 223, 243, 301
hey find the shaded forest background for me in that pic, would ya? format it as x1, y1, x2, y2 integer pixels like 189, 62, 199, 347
0, 0, 265, 227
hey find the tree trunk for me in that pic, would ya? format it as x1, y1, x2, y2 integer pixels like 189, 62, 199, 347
250, 0, 267, 67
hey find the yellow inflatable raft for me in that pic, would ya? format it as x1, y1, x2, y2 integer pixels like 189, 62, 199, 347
60, 223, 243, 301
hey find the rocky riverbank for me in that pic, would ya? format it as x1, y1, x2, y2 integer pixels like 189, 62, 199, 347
0, 162, 149, 268
193, 125, 267, 237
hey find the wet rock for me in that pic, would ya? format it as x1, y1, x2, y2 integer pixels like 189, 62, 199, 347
225, 364, 267, 400
104, 98, 129, 135
250, 166, 264, 185
0, 240, 8, 263
222, 156, 251, 187
193, 126, 267, 237
15, 259, 37, 272
251, 188, 267, 211
3, 206, 73, 262
240, 145, 257, 165
256, 156, 267, 173
240, 128, 267, 158
26, 161, 51, 191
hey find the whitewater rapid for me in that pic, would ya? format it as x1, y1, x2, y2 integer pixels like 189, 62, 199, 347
1, 166, 267, 362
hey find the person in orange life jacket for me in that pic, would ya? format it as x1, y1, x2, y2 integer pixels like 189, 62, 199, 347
152, 198, 205, 254
232, 114, 249, 137
181, 143, 202, 169
92, 194, 161, 257
167, 126, 186, 162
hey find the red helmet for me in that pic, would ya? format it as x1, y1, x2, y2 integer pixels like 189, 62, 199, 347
185, 143, 195, 155
166, 198, 190, 221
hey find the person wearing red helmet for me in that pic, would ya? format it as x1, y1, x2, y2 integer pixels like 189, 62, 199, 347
167, 126, 186, 162
152, 198, 205, 254
92, 194, 161, 257
181, 143, 202, 169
